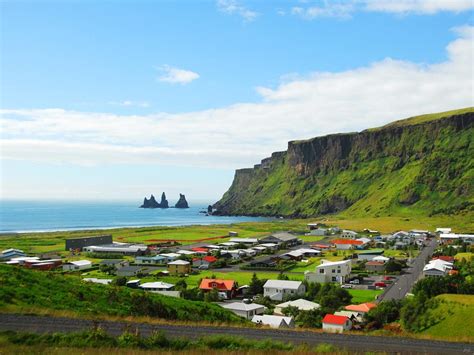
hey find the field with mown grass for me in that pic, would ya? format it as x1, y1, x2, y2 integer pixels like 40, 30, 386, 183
347, 289, 383, 303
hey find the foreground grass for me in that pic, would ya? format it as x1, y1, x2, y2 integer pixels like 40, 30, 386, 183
416, 294, 474, 342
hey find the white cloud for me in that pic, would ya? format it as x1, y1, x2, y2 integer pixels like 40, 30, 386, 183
157, 65, 200, 85
217, 0, 258, 21
291, 0, 474, 19
107, 100, 150, 108
1, 27, 473, 169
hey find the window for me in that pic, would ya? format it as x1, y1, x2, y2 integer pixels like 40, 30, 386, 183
332, 277, 337, 282
332, 269, 336, 273
337, 270, 341, 273
319, 269, 325, 274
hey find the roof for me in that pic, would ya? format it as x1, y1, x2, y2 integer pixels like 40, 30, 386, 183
332, 239, 363, 245
342, 230, 358, 234
2, 248, 24, 254
199, 278, 236, 291
356, 238, 371, 244
312, 243, 331, 249
259, 243, 278, 247
193, 256, 217, 263
263, 280, 303, 290
344, 303, 377, 313
191, 247, 208, 252
432, 256, 455, 263
373, 256, 390, 262
229, 238, 258, 243
276, 299, 320, 311
335, 310, 359, 319
136, 255, 165, 260
168, 260, 190, 265
83, 278, 112, 284
140, 282, 174, 289
262, 232, 297, 242
117, 266, 142, 272
160, 253, 180, 258
177, 250, 195, 255
322, 314, 349, 325
222, 302, 265, 312
317, 259, 351, 268
365, 261, 385, 266
67, 260, 91, 266
251, 315, 293, 327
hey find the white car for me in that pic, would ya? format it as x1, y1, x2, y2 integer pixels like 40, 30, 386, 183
349, 279, 360, 284
341, 284, 353, 289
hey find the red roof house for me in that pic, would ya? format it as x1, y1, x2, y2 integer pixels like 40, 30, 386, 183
199, 278, 237, 298
322, 314, 352, 332
344, 302, 377, 313
332, 239, 364, 250
193, 256, 218, 268
191, 247, 209, 254
432, 256, 455, 263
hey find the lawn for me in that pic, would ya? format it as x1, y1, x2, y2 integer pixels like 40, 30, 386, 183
348, 289, 383, 303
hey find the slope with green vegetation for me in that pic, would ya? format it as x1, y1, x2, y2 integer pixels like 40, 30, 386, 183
214, 108, 474, 219
0, 265, 243, 324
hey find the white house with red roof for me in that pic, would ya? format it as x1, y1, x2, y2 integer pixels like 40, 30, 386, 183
322, 314, 352, 333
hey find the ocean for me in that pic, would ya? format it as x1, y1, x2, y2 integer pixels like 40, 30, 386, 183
0, 200, 272, 233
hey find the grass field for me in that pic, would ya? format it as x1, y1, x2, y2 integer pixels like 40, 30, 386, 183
347, 289, 383, 303
418, 294, 474, 342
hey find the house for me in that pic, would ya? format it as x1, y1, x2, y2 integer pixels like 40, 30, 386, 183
274, 299, 320, 315
229, 238, 259, 246
365, 261, 385, 273
334, 310, 361, 323
191, 247, 209, 255
409, 230, 429, 238
263, 280, 306, 301
192, 255, 217, 268
221, 302, 266, 320
167, 260, 191, 275
176, 250, 195, 256
372, 255, 390, 263
311, 243, 331, 251
249, 258, 277, 268
65, 235, 113, 251
83, 242, 147, 255
135, 255, 166, 265
357, 249, 385, 261
99, 259, 129, 269
199, 279, 238, 299
332, 239, 363, 250
259, 232, 301, 248
126, 279, 140, 288
305, 259, 351, 284
251, 246, 266, 254
27, 259, 62, 270
219, 242, 239, 250
322, 314, 352, 333
307, 223, 323, 230
282, 250, 304, 261
139, 281, 175, 292
258, 243, 278, 252
83, 277, 112, 285
251, 315, 295, 329
432, 256, 455, 263
62, 260, 92, 271
344, 302, 377, 317
423, 259, 453, 277
436, 228, 452, 234
439, 233, 474, 245
116, 266, 146, 277
307, 228, 329, 236
159, 253, 181, 262
0, 248, 26, 260
228, 231, 239, 237
341, 230, 358, 239
292, 248, 321, 258
221, 249, 246, 260
356, 238, 371, 247
5, 256, 39, 265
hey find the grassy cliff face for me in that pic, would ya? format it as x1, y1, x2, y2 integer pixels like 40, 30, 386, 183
214, 108, 474, 218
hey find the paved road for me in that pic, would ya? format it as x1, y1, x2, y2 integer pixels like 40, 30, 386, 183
0, 314, 472, 354
379, 238, 437, 302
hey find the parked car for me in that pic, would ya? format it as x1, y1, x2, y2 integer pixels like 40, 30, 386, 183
349, 279, 360, 284
374, 282, 387, 287
341, 284, 353, 289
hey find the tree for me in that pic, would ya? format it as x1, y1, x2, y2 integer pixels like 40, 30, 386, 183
204, 288, 220, 302
365, 300, 403, 327
112, 276, 127, 286
385, 260, 403, 273
282, 305, 300, 318
248, 273, 265, 296
175, 279, 187, 291
297, 309, 324, 328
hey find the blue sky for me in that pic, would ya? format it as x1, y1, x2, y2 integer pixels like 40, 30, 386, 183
1, 0, 473, 202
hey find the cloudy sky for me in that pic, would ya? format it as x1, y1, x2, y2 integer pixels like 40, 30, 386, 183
1, 0, 473, 202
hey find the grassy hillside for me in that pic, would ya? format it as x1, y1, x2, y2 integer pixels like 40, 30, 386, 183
214, 108, 474, 220
0, 265, 244, 324
417, 294, 474, 341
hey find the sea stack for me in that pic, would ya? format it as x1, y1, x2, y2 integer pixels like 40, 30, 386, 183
175, 194, 189, 208
140, 193, 169, 208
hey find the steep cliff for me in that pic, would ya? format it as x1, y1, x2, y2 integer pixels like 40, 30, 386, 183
214, 108, 474, 218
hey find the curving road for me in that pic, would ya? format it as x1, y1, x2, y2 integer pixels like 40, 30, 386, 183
0, 313, 472, 354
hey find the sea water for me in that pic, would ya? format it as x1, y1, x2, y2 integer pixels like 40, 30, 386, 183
0, 200, 271, 233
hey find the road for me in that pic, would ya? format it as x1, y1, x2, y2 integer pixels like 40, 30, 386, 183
0, 314, 472, 354
379, 238, 437, 301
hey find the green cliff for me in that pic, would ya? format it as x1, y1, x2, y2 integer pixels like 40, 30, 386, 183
214, 108, 474, 218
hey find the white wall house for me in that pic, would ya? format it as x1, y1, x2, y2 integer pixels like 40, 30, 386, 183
263, 280, 306, 301
251, 315, 295, 328
139, 282, 175, 292
341, 230, 358, 239
322, 314, 352, 333
305, 259, 352, 284
62, 260, 92, 271
221, 302, 266, 320
423, 259, 453, 277
274, 299, 320, 315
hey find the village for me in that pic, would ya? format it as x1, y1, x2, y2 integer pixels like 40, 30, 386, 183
1, 224, 473, 333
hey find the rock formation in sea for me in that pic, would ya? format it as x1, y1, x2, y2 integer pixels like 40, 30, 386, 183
140, 193, 169, 208
175, 194, 189, 208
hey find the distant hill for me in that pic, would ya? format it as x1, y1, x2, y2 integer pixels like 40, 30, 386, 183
214, 107, 474, 219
